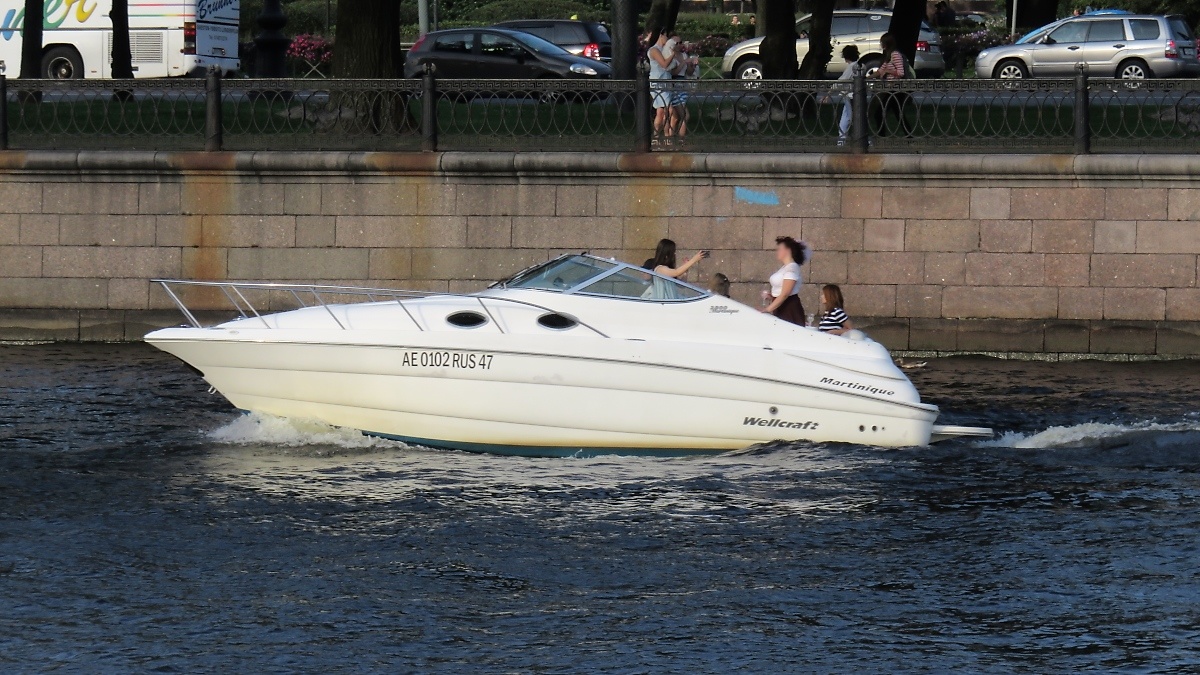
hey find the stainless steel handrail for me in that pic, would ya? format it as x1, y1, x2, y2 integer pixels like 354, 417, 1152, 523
151, 279, 610, 338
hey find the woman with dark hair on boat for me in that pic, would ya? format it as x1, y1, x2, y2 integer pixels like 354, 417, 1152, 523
643, 238, 708, 278
642, 238, 708, 300
763, 236, 809, 326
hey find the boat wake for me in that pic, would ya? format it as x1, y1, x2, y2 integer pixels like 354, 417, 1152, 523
208, 412, 410, 451
980, 418, 1200, 448
973, 417, 1200, 467
205, 411, 1200, 468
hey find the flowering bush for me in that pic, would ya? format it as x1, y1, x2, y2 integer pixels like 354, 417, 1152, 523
939, 28, 1013, 63
693, 35, 732, 58
287, 33, 333, 64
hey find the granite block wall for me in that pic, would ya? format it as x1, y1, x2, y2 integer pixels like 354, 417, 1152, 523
0, 151, 1196, 355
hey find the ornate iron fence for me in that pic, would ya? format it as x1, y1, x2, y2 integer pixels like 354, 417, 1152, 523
221, 77, 424, 151
3, 69, 1200, 153
6, 78, 207, 150
434, 78, 639, 152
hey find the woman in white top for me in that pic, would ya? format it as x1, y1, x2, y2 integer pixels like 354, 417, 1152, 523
762, 236, 809, 326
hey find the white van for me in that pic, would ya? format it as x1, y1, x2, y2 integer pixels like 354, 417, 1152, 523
0, 0, 239, 79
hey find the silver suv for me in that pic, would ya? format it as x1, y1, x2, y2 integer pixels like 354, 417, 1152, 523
975, 14, 1200, 79
720, 10, 946, 79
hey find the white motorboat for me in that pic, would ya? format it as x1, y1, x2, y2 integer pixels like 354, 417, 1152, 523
146, 254, 991, 456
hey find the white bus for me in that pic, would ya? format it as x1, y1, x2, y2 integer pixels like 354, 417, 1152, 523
0, 0, 238, 79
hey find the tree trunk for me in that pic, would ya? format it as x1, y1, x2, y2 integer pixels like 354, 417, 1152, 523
888, 0, 924, 64
19, 0, 43, 79
796, 0, 834, 79
760, 0, 797, 79
110, 0, 135, 101
645, 0, 668, 41
645, 0, 683, 42
611, 0, 637, 80
333, 0, 401, 77
332, 0, 409, 134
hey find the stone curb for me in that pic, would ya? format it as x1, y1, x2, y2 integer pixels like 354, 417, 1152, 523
2, 150, 1199, 180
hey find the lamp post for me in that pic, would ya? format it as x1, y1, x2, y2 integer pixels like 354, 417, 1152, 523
254, 0, 290, 77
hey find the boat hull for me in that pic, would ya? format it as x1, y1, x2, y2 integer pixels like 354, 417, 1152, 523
148, 329, 940, 456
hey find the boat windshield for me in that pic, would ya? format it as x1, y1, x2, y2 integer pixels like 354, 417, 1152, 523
501, 255, 708, 301
504, 256, 617, 291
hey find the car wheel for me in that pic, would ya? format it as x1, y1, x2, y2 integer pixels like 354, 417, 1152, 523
42, 46, 84, 80
735, 59, 763, 80
1117, 59, 1152, 80
994, 59, 1029, 79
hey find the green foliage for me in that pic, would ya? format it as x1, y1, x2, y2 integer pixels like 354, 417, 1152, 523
289, 0, 337, 34
240, 0, 337, 40
399, 20, 474, 41
673, 12, 753, 41
465, 0, 604, 23
437, 0, 610, 21
438, 0, 496, 21
676, 12, 739, 39
1057, 0, 1200, 29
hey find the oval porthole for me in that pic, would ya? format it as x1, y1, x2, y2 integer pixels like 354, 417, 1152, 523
537, 313, 577, 330
446, 311, 488, 328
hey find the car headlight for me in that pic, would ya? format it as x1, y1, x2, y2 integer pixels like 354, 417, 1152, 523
570, 63, 598, 75
978, 49, 990, 59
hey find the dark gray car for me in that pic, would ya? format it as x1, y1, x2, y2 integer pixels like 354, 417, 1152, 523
404, 28, 612, 79
494, 20, 612, 61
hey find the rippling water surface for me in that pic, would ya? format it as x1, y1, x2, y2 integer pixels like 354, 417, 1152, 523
2, 344, 1200, 672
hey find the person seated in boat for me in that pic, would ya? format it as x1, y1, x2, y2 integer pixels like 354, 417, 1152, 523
642, 238, 708, 299
761, 236, 809, 325
709, 272, 731, 297
643, 238, 708, 277
817, 284, 855, 335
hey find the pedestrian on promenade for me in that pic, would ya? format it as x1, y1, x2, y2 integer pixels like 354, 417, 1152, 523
665, 33, 698, 144
823, 45, 862, 146
870, 33, 913, 138
647, 32, 682, 147
762, 236, 809, 326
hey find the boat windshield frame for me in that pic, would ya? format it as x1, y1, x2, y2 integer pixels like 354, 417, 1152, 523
495, 254, 711, 302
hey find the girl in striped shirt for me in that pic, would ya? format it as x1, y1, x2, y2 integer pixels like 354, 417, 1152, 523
818, 285, 854, 335
870, 33, 913, 137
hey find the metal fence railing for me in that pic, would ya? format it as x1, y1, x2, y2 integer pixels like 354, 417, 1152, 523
3, 67, 1200, 153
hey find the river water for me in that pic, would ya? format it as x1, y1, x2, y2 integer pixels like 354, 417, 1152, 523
2, 343, 1199, 673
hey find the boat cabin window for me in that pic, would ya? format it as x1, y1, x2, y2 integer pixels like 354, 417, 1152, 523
577, 267, 706, 301
501, 254, 708, 302
505, 256, 616, 291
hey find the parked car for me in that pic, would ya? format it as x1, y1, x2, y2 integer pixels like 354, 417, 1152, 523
494, 20, 612, 61
720, 10, 946, 79
403, 28, 613, 79
977, 13, 1200, 79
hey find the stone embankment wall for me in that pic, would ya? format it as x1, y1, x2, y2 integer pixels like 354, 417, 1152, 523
0, 152, 1197, 355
